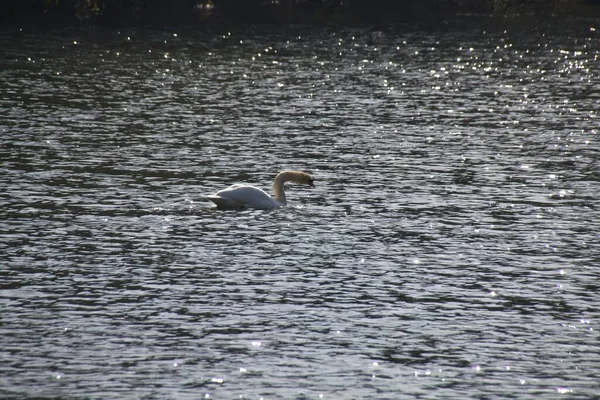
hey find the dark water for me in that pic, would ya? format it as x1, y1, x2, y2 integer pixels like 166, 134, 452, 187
1, 18, 599, 399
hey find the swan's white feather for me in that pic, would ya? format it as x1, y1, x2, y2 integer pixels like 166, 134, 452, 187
209, 184, 281, 210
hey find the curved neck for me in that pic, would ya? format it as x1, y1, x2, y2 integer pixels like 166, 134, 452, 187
273, 171, 297, 205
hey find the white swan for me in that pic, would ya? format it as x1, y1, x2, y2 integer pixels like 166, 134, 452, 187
206, 170, 315, 210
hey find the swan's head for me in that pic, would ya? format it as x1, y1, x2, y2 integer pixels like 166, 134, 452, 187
297, 172, 315, 188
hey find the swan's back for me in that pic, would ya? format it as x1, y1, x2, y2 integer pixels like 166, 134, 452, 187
207, 184, 280, 210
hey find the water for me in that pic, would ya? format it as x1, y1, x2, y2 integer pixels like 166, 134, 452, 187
1, 18, 599, 399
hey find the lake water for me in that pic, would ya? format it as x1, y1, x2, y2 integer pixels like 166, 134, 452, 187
1, 17, 599, 399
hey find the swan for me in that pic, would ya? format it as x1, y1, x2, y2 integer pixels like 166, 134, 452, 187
206, 170, 315, 210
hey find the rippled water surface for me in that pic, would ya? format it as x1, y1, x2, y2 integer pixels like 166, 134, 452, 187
1, 18, 599, 399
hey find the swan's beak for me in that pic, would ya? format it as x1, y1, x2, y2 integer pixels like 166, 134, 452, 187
308, 180, 315, 188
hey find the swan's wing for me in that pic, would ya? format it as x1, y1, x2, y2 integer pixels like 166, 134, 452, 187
211, 184, 280, 209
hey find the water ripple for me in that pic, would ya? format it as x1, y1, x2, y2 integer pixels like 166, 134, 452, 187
1, 20, 599, 399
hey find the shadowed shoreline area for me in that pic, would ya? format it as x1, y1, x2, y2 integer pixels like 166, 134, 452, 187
2, 0, 600, 27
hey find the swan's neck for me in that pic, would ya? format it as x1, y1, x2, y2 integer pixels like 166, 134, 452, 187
273, 171, 296, 205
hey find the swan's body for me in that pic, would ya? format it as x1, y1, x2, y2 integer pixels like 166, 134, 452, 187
207, 170, 314, 210
207, 184, 280, 210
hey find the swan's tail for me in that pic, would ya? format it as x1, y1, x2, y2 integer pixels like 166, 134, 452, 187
206, 195, 245, 210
